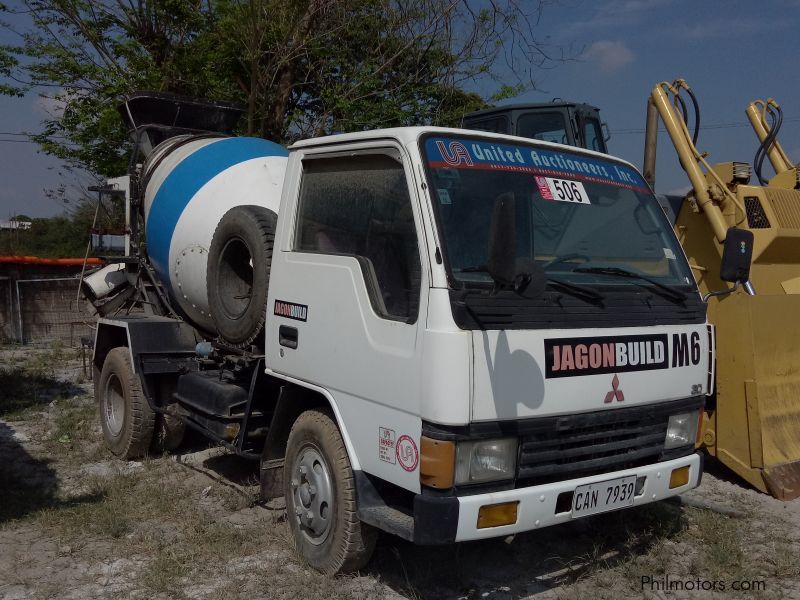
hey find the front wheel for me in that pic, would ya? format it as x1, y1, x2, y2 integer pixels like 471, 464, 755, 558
284, 409, 377, 574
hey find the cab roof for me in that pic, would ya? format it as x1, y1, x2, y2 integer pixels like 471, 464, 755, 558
288, 126, 638, 173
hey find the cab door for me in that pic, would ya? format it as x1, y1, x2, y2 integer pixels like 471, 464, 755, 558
265, 143, 429, 491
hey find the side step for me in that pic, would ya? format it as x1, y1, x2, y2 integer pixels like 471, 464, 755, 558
359, 505, 414, 541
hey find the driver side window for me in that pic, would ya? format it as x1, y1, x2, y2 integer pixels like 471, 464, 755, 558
295, 153, 422, 322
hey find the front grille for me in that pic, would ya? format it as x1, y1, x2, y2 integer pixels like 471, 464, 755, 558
516, 397, 702, 486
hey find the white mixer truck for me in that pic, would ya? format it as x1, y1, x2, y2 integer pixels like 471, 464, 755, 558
84, 92, 751, 574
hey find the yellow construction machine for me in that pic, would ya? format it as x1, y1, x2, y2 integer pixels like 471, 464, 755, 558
643, 79, 800, 500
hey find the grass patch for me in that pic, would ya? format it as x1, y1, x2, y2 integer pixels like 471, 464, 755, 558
141, 545, 189, 598
0, 343, 84, 419
0, 366, 76, 419
43, 397, 97, 452
689, 507, 743, 574
33, 470, 191, 540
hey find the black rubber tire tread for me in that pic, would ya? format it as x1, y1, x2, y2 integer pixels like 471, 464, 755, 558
151, 412, 185, 453
207, 205, 277, 348
97, 347, 155, 459
284, 409, 377, 574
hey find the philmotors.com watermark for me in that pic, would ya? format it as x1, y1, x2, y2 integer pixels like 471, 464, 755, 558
642, 575, 766, 593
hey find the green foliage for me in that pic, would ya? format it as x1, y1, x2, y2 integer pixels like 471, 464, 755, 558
0, 193, 123, 257
1, 1, 560, 176
0, 215, 85, 256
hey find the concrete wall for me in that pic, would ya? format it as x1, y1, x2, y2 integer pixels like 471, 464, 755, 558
0, 264, 95, 346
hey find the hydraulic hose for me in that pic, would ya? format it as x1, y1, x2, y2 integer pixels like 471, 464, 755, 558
684, 86, 701, 146
673, 84, 701, 146
754, 103, 783, 185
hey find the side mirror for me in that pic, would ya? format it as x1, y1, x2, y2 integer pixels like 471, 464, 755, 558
602, 122, 611, 142
720, 227, 754, 283
488, 192, 516, 288
704, 227, 755, 301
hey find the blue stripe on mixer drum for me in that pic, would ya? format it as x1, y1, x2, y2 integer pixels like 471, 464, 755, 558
146, 137, 288, 292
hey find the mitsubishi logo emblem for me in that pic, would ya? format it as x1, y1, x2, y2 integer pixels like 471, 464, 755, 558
604, 374, 625, 403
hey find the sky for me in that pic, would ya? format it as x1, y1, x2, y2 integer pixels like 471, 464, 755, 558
0, 0, 799, 218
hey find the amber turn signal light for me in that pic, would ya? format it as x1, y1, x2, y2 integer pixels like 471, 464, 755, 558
477, 501, 519, 529
420, 437, 455, 489
695, 410, 705, 448
669, 466, 690, 489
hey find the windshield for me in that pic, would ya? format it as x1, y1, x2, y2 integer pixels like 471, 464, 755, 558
517, 112, 569, 145
422, 135, 695, 291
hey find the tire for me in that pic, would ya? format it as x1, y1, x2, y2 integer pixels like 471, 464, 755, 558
97, 347, 155, 459
207, 205, 277, 347
284, 410, 377, 574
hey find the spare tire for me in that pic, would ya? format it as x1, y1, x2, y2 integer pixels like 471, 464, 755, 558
207, 205, 277, 347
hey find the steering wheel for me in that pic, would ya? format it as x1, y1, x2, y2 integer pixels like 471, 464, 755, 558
542, 253, 590, 270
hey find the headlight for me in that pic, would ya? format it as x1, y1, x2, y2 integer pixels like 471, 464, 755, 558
665, 411, 700, 449
455, 438, 517, 484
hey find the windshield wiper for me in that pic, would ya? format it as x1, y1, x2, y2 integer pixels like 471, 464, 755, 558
545, 277, 604, 305
457, 265, 604, 305
572, 267, 687, 303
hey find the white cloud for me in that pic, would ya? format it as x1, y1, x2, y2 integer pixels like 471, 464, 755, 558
680, 17, 776, 40
35, 94, 66, 118
558, 0, 674, 37
580, 40, 634, 72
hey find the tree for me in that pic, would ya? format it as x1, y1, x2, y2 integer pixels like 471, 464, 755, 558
1, 0, 566, 176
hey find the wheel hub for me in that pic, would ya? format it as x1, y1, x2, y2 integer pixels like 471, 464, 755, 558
103, 373, 125, 437
291, 447, 333, 544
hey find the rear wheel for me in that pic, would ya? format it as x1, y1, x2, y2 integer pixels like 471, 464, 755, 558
97, 347, 154, 459
284, 410, 377, 574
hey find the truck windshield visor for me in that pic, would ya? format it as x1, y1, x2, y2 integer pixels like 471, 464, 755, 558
421, 135, 695, 290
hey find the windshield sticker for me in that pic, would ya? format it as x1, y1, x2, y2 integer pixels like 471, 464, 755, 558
426, 137, 648, 192
544, 332, 702, 378
663, 247, 677, 260
437, 188, 452, 204
538, 177, 590, 205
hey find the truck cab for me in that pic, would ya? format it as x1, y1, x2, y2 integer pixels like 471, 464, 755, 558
463, 102, 610, 154
266, 128, 708, 550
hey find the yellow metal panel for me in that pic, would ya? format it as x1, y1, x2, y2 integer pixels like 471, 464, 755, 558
765, 188, 800, 228
781, 276, 800, 294
744, 380, 763, 469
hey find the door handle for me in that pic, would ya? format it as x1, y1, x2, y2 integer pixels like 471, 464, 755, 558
279, 325, 298, 349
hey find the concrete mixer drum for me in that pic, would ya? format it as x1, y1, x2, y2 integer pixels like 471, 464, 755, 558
92, 92, 290, 348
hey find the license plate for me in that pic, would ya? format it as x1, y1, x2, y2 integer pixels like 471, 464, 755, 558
572, 475, 636, 518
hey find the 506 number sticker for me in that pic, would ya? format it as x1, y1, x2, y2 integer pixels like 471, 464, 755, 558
536, 176, 591, 205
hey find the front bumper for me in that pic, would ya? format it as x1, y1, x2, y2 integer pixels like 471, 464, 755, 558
412, 452, 701, 544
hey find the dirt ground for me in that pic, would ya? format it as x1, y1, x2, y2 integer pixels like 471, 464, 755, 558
2, 345, 800, 599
